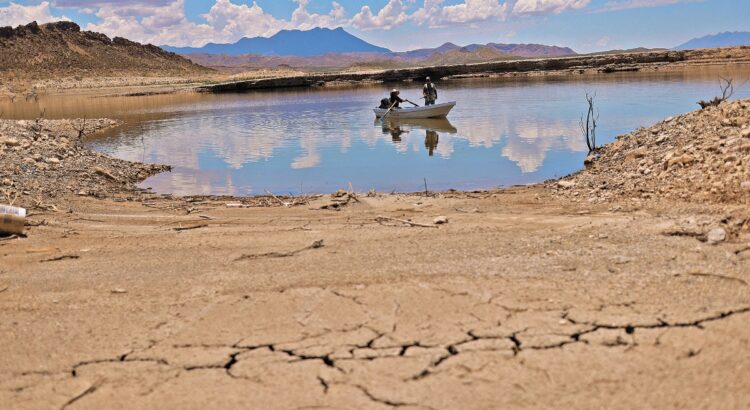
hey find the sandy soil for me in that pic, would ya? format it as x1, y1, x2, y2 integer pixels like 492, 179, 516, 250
1, 188, 749, 409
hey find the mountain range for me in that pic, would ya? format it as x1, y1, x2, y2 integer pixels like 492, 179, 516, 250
165, 27, 578, 71
164, 28, 576, 59
162, 27, 390, 56
674, 31, 750, 50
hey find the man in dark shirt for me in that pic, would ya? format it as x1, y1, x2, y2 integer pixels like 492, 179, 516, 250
423, 77, 438, 106
390, 89, 405, 108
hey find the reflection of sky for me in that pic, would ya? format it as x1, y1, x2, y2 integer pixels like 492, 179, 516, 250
84, 70, 750, 195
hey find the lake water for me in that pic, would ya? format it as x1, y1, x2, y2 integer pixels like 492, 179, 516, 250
3, 67, 750, 195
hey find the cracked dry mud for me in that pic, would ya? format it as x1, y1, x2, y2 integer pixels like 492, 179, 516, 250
2, 188, 750, 409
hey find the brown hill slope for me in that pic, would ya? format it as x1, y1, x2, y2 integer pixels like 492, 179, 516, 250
422, 46, 516, 66
0, 21, 210, 79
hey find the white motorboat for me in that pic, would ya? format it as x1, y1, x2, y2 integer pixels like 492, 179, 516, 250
374, 101, 456, 119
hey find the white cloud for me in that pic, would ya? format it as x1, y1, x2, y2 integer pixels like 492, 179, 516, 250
1, 0, 603, 47
412, 0, 507, 27
599, 0, 702, 12
290, 0, 347, 30
0, 1, 65, 27
512, 0, 590, 15
83, 0, 354, 47
351, 0, 408, 30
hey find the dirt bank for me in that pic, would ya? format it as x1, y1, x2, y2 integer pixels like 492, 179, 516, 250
2, 98, 750, 408
197, 47, 750, 93
3, 46, 749, 98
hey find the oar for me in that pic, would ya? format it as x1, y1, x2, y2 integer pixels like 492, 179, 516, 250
405, 99, 420, 107
380, 101, 398, 120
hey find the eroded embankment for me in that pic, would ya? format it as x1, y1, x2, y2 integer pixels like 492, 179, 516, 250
197, 47, 750, 93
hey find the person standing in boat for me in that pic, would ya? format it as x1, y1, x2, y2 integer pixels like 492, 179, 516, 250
425, 130, 439, 156
390, 89, 405, 108
423, 77, 438, 106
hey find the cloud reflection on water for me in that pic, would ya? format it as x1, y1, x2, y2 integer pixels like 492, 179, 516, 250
103, 106, 591, 195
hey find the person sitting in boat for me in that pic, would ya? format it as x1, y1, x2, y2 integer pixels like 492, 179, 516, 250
389, 89, 405, 108
423, 77, 437, 106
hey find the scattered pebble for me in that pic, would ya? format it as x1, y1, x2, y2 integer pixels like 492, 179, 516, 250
706, 227, 727, 245
433, 216, 449, 225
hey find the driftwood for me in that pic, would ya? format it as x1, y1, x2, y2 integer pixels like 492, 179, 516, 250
375, 216, 438, 228
173, 224, 208, 232
675, 272, 748, 286
41, 254, 80, 262
234, 240, 324, 262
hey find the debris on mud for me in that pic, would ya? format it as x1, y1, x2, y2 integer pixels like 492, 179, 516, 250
550, 98, 750, 205
0, 118, 170, 207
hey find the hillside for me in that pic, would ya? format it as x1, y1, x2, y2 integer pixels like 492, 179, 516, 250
421, 46, 515, 66
182, 41, 577, 72
675, 31, 750, 50
473, 43, 576, 58
0, 21, 210, 79
163, 27, 390, 57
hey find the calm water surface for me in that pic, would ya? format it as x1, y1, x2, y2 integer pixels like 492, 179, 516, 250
3, 68, 750, 195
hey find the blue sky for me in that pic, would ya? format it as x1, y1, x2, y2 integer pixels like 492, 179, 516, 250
0, 0, 747, 52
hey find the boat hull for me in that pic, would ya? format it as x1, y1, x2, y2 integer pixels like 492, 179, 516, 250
374, 102, 456, 119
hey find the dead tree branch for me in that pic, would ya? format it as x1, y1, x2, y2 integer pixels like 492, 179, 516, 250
580, 92, 599, 153
698, 77, 734, 109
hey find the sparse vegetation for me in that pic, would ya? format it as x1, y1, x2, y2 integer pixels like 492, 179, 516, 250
580, 92, 599, 153
698, 77, 735, 109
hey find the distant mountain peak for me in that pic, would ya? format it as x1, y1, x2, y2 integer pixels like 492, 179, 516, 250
674, 31, 750, 50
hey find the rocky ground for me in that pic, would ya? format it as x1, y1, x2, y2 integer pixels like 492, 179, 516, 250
1, 96, 750, 408
0, 119, 168, 206
551, 99, 750, 205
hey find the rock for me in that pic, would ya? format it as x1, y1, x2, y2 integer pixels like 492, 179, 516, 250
626, 146, 649, 160
584, 154, 596, 166
741, 181, 750, 190
706, 227, 727, 245
557, 181, 576, 189
613, 255, 636, 264
1, 138, 20, 146
666, 154, 696, 168
45, 157, 60, 164
741, 127, 750, 138
2, 178, 12, 186
433, 216, 448, 225
110, 288, 128, 294
332, 189, 348, 198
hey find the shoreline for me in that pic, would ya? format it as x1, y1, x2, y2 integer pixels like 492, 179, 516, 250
196, 47, 750, 93
2, 46, 749, 98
